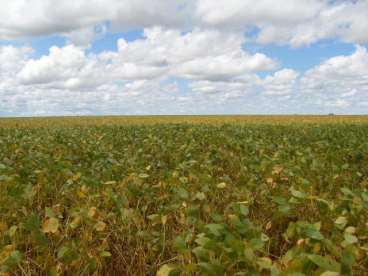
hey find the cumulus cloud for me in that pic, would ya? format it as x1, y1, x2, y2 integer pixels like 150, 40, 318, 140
91, 27, 276, 82
0, 27, 278, 115
262, 69, 299, 95
195, 0, 368, 47
17, 45, 108, 90
0, 0, 191, 40
0, 0, 367, 47
189, 75, 260, 95
0, 45, 32, 90
257, 0, 368, 47
0, 22, 368, 115
14, 27, 277, 88
195, 0, 324, 27
299, 45, 368, 110
300, 46, 368, 95
174, 52, 276, 81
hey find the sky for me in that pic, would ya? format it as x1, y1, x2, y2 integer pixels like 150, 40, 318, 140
0, 0, 368, 116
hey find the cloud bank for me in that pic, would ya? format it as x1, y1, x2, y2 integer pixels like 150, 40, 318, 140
0, 0, 367, 115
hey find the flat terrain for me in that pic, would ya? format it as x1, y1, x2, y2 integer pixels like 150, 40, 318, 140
0, 116, 367, 275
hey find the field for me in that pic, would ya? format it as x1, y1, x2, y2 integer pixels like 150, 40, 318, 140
0, 116, 368, 275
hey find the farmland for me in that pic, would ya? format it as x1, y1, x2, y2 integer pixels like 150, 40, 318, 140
0, 116, 368, 275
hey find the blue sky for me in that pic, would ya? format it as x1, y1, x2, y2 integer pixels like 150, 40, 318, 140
0, 0, 367, 116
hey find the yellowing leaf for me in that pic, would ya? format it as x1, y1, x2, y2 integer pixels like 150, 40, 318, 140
216, 182, 227, 189
42, 218, 59, 233
88, 207, 97, 218
8, 226, 17, 237
100, 251, 112, 257
95, 221, 106, 232
70, 216, 81, 229
266, 221, 272, 230
156, 264, 175, 276
161, 215, 168, 226
345, 226, 356, 234
72, 172, 82, 181
0, 222, 8, 233
3, 244, 16, 252
272, 165, 283, 175
320, 272, 339, 276
344, 233, 358, 244
77, 190, 86, 198
335, 216, 348, 228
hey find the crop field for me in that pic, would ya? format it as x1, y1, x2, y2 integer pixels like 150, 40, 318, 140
0, 116, 368, 275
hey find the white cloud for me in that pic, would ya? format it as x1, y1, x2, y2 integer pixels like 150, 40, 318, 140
325, 99, 351, 108
0, 0, 367, 47
102, 27, 276, 81
262, 69, 299, 95
256, 0, 368, 47
195, 0, 324, 27
300, 45, 368, 95
0, 0, 191, 40
189, 76, 260, 95
1, 27, 368, 115
299, 45, 368, 110
0, 45, 32, 91
14, 27, 276, 93
63, 24, 107, 47
174, 52, 276, 81
0, 27, 278, 115
17, 45, 108, 90
195, 0, 368, 47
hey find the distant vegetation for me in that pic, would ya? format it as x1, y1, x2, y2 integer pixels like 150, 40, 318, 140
0, 116, 367, 275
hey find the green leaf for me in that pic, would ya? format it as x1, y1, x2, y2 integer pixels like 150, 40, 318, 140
177, 187, 189, 199
192, 246, 209, 261
173, 236, 186, 253
3, 250, 23, 267
307, 254, 340, 272
232, 203, 249, 216
257, 257, 273, 270
205, 223, 224, 236
340, 187, 353, 196
45, 207, 55, 218
198, 262, 224, 275
195, 236, 217, 250
24, 214, 41, 232
57, 246, 70, 259
301, 223, 324, 240
341, 246, 355, 275
47, 266, 58, 276
33, 231, 49, 248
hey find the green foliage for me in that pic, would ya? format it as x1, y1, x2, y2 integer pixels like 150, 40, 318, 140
0, 117, 368, 275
